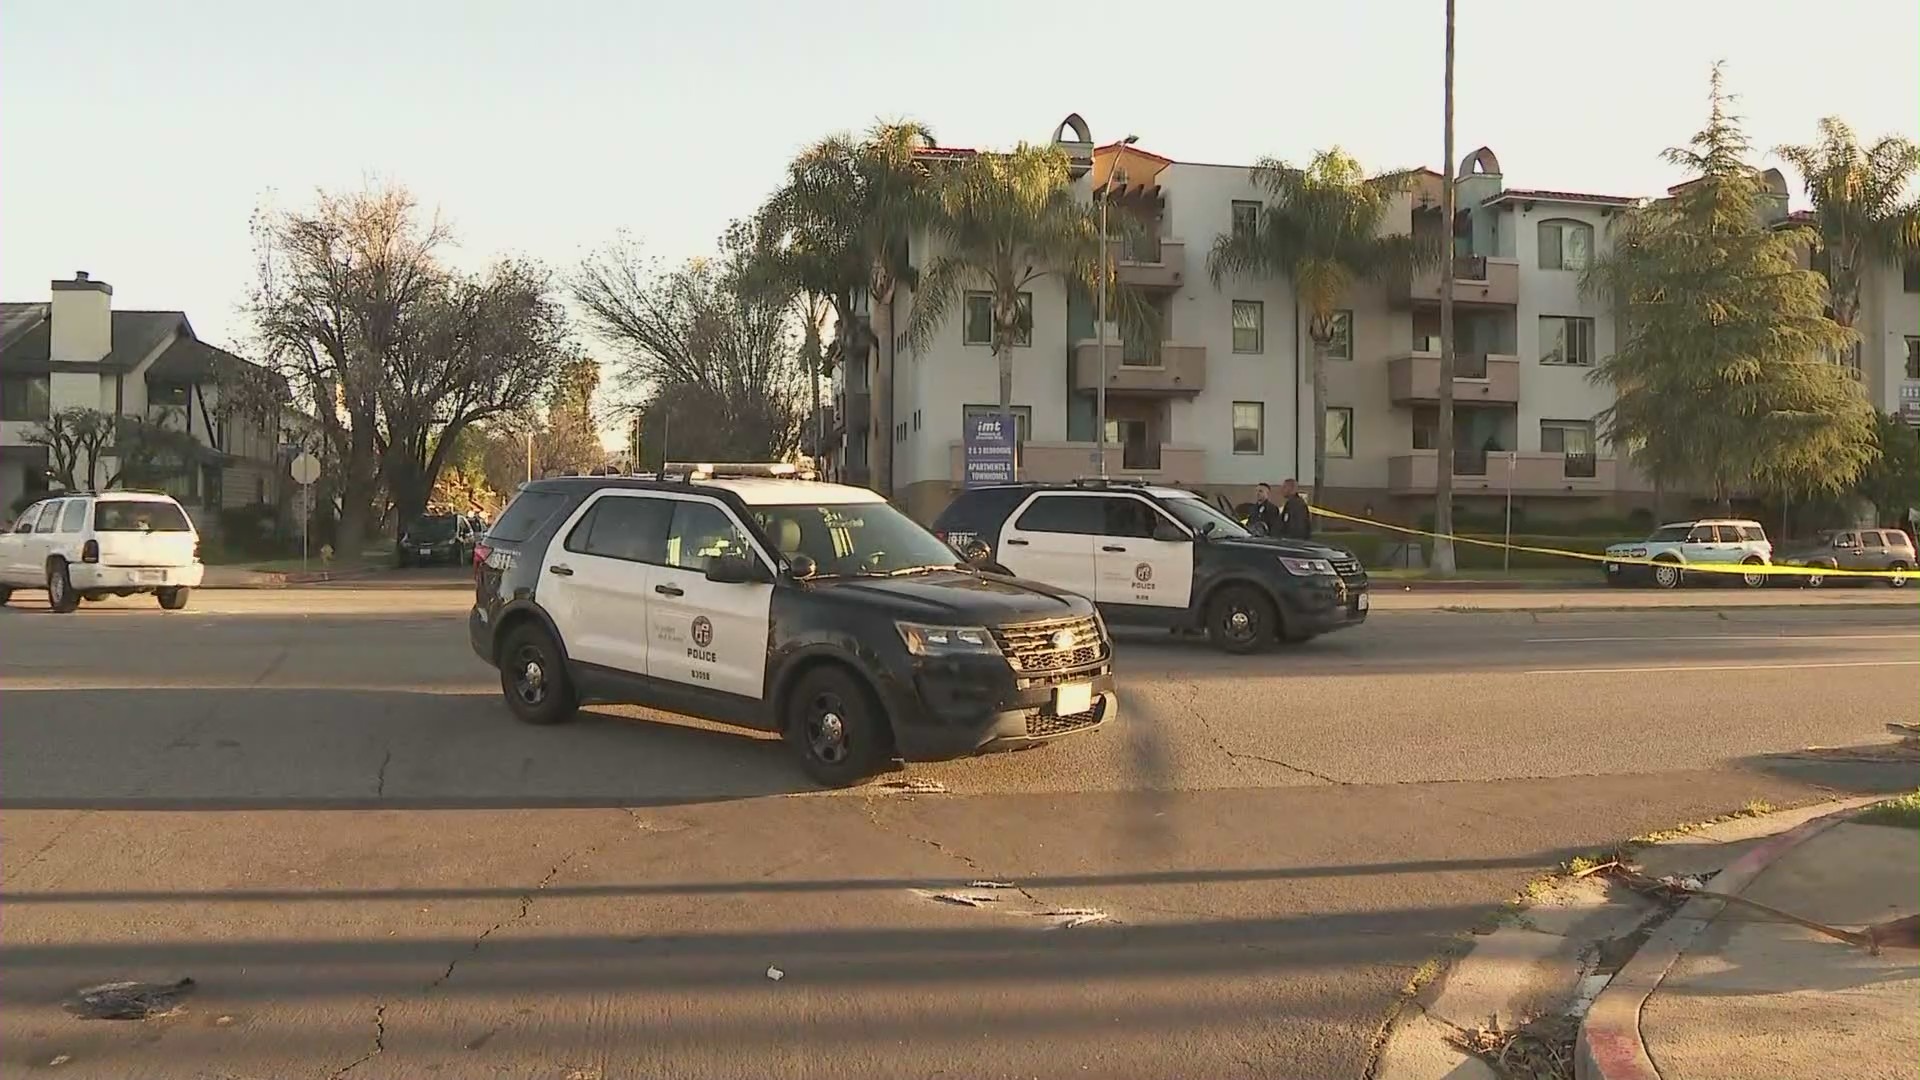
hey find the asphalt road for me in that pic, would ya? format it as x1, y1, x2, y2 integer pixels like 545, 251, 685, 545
1, 582, 1914, 1079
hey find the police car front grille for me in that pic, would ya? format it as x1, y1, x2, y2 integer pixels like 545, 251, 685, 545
991, 616, 1104, 673
1330, 556, 1362, 577
1024, 702, 1104, 738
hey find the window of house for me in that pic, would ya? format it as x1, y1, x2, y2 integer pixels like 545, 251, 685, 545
1232, 301, 1264, 354
1540, 316, 1595, 366
1412, 406, 1438, 450
1327, 407, 1354, 458
1538, 219, 1594, 271
1841, 341, 1863, 381
1232, 401, 1264, 454
1904, 257, 1920, 293
151, 383, 190, 407
1906, 337, 1919, 380
1326, 310, 1353, 361
0, 375, 50, 422
962, 404, 1032, 445
962, 291, 1033, 347
1540, 419, 1595, 456
1230, 200, 1260, 239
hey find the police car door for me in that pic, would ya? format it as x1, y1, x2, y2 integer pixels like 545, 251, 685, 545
1093, 494, 1194, 611
646, 496, 774, 701
540, 491, 667, 676
996, 492, 1099, 599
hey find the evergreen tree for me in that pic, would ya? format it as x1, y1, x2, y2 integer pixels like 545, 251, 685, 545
1583, 67, 1875, 509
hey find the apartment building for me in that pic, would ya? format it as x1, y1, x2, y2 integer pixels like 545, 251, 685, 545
839, 117, 1916, 524
0, 272, 288, 526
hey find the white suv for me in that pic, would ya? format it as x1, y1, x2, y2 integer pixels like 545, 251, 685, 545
0, 492, 205, 612
1603, 518, 1772, 589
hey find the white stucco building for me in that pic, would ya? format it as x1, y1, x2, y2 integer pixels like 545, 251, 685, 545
835, 117, 1918, 525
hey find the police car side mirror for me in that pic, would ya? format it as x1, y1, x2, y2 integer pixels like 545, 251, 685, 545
958, 539, 993, 565
706, 555, 770, 585
784, 553, 819, 581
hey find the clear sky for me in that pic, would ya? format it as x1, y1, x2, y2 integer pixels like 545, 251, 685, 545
3, 0, 1915, 355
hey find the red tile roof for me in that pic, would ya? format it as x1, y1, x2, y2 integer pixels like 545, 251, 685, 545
1482, 188, 1641, 208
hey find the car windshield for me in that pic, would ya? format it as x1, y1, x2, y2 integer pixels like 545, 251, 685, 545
751, 502, 962, 577
1163, 495, 1251, 539
407, 516, 460, 542
1647, 525, 1692, 543
93, 500, 192, 532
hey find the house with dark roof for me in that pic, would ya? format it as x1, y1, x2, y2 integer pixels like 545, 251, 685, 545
0, 272, 288, 520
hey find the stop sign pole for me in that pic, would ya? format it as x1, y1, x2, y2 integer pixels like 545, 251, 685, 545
290, 453, 321, 571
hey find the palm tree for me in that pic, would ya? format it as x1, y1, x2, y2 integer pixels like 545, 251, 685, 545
1207, 149, 1440, 499
905, 143, 1134, 442
757, 122, 937, 491
1776, 118, 1920, 332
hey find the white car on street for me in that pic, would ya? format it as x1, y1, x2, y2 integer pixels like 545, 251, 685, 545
1603, 518, 1772, 589
0, 491, 205, 611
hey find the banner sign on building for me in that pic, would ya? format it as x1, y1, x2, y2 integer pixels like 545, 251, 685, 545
963, 412, 1016, 488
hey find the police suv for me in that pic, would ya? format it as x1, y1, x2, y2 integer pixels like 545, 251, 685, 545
468, 464, 1116, 786
932, 480, 1370, 653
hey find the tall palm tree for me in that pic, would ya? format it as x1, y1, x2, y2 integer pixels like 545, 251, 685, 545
1207, 149, 1439, 498
758, 122, 937, 491
905, 143, 1133, 441
1776, 118, 1920, 332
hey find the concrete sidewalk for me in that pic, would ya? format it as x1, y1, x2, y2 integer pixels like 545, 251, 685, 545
1625, 818, 1919, 1080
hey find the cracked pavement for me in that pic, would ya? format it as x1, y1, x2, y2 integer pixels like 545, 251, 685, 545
0, 584, 1914, 1078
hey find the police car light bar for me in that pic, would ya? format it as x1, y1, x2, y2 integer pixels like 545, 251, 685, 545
663, 462, 818, 481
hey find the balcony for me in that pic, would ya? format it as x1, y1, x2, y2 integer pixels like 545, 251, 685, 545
1071, 341, 1207, 395
1407, 255, 1520, 307
947, 441, 1206, 486
1387, 350, 1520, 404
1388, 450, 1619, 495
1106, 237, 1186, 290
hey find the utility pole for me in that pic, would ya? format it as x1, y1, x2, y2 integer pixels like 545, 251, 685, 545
1432, 0, 1460, 575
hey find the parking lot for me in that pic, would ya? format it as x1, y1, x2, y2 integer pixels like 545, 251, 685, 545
2, 578, 1915, 1079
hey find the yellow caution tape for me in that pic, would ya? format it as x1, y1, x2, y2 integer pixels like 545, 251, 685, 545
1305, 503, 1914, 581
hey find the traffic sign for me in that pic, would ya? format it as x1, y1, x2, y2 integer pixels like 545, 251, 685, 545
290, 453, 321, 486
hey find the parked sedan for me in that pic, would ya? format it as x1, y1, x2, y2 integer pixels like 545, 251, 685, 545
1776, 528, 1914, 588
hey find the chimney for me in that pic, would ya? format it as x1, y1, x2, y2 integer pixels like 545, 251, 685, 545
50, 271, 112, 364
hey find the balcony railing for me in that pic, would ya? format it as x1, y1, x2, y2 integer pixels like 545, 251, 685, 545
1451, 254, 1489, 282
1122, 234, 1163, 262
1455, 351, 1488, 379
1121, 337, 1158, 366
1453, 449, 1489, 476
1563, 452, 1598, 479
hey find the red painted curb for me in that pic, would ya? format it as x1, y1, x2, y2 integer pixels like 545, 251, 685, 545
1573, 808, 1857, 1080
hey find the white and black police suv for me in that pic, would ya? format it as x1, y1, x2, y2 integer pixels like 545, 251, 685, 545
469, 464, 1116, 786
932, 479, 1369, 653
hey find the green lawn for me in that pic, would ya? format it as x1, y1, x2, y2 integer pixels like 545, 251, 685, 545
1855, 791, 1920, 830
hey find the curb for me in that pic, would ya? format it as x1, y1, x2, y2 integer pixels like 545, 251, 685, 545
1573, 806, 1858, 1080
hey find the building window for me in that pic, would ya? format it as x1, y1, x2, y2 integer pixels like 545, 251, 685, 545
962, 404, 1031, 445
1904, 258, 1920, 293
0, 375, 50, 422
1412, 406, 1437, 450
1539, 419, 1595, 455
1231, 301, 1264, 354
1230, 200, 1260, 239
1539, 316, 1594, 366
1538, 219, 1594, 271
1840, 341, 1863, 381
963, 291, 1033, 348
1231, 401, 1264, 454
151, 383, 190, 407
1326, 310, 1353, 361
1327, 407, 1354, 458
1907, 337, 1920, 380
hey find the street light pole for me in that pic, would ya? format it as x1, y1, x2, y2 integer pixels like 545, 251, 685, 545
1094, 134, 1138, 478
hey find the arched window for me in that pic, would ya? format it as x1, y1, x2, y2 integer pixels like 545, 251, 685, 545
1538, 218, 1593, 271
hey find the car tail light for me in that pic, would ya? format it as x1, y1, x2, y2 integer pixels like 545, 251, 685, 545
473, 542, 491, 580
81, 539, 99, 564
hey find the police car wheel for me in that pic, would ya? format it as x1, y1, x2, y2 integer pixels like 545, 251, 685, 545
1206, 585, 1276, 654
786, 667, 889, 787
500, 624, 577, 725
